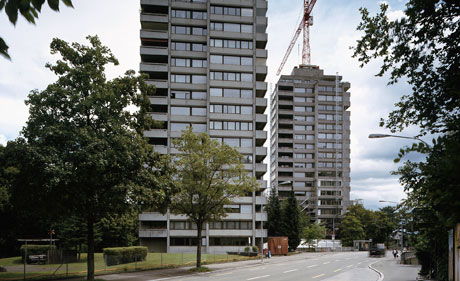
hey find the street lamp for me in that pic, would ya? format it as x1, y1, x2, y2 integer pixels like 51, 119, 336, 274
368, 133, 429, 146
261, 180, 291, 263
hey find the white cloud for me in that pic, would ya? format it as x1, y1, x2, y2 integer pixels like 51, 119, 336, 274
0, 134, 7, 146
1, 0, 413, 210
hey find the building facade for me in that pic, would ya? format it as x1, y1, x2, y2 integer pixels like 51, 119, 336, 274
270, 65, 351, 236
139, 0, 268, 253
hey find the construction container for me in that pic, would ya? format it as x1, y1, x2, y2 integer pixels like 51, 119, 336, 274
268, 236, 288, 255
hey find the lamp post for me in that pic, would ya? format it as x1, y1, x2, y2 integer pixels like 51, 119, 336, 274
261, 180, 291, 263
379, 200, 404, 250
368, 133, 429, 146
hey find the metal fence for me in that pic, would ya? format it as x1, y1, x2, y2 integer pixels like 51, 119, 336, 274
0, 252, 258, 280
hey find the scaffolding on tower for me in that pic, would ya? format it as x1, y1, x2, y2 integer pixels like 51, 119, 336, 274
276, 0, 317, 76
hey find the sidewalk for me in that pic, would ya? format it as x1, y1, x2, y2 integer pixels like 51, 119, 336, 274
370, 255, 421, 281
57, 254, 314, 281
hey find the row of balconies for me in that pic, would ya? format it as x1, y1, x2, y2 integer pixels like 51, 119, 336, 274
139, 229, 267, 238
140, 211, 267, 222
148, 96, 266, 107
153, 145, 267, 158
145, 80, 267, 92
140, 29, 267, 43
140, 0, 267, 10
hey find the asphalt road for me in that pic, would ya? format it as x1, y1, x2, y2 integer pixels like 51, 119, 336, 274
98, 251, 420, 281
179, 251, 379, 281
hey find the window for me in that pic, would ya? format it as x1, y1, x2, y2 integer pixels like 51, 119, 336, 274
172, 10, 207, 19
191, 107, 206, 116
318, 114, 343, 121
241, 205, 252, 213
210, 121, 253, 131
210, 39, 253, 49
318, 105, 342, 111
171, 58, 207, 68
192, 75, 206, 84
210, 6, 253, 17
210, 72, 253, 82
171, 107, 190, 115
210, 22, 253, 33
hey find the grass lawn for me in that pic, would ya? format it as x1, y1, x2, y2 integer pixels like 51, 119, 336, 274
0, 252, 256, 280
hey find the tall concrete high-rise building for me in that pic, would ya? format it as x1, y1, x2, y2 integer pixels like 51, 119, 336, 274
138, 0, 268, 253
270, 65, 351, 236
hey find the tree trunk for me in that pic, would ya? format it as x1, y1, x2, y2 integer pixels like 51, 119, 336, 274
87, 217, 95, 280
196, 221, 202, 268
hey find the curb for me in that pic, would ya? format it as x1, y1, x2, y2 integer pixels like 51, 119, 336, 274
368, 260, 384, 281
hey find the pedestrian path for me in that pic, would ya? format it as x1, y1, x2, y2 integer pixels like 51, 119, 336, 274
371, 255, 421, 281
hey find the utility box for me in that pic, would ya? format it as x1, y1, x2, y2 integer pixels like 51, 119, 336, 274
268, 236, 288, 255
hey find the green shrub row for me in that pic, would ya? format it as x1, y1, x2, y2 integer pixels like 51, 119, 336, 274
103, 246, 147, 266
20, 245, 56, 262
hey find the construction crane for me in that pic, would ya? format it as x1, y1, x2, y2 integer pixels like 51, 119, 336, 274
276, 0, 317, 76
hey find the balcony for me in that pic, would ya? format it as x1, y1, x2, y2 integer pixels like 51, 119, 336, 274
145, 79, 168, 89
171, 1, 206, 10
141, 0, 168, 5
255, 229, 267, 238
153, 145, 168, 154
139, 212, 167, 221
141, 13, 168, 23
139, 229, 167, 238
256, 49, 267, 58
140, 30, 168, 40
144, 129, 167, 138
141, 63, 168, 73
210, 0, 253, 7
255, 212, 267, 221
140, 46, 168, 56
256, 81, 267, 91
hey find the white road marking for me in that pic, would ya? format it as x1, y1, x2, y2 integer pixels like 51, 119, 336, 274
334, 268, 343, 272
358, 262, 362, 265
283, 269, 299, 273
308, 264, 318, 268
347, 264, 354, 268
247, 275, 270, 280
335, 259, 341, 261
323, 262, 330, 264
313, 274, 326, 278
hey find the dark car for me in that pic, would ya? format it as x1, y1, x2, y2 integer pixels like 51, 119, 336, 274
369, 244, 386, 257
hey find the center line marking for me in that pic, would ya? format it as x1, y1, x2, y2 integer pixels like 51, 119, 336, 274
335, 259, 341, 261
358, 262, 362, 265
323, 262, 330, 264
347, 264, 354, 268
308, 264, 318, 268
247, 275, 270, 280
334, 268, 343, 272
283, 269, 299, 273
313, 274, 326, 279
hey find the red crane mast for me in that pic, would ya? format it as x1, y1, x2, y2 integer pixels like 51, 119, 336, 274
276, 0, 317, 76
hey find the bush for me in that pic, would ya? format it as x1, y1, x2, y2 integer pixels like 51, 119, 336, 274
244, 246, 250, 252
103, 246, 147, 266
20, 245, 56, 263
252, 246, 259, 253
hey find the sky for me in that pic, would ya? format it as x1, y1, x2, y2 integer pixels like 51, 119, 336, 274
0, 0, 427, 210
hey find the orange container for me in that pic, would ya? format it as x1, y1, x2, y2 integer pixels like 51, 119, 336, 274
268, 236, 289, 255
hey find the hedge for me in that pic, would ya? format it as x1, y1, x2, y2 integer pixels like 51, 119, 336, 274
103, 246, 147, 266
20, 245, 56, 263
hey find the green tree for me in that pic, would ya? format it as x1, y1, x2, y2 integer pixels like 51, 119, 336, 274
339, 215, 365, 247
265, 187, 283, 237
301, 222, 326, 247
0, 0, 74, 59
281, 189, 301, 251
353, 1, 459, 279
170, 127, 258, 268
19, 36, 170, 280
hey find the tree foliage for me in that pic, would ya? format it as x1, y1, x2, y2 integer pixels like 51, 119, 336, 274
0, 0, 73, 59
352, 1, 459, 136
301, 222, 326, 247
16, 35, 169, 280
353, 1, 459, 279
170, 127, 258, 267
281, 190, 301, 251
265, 187, 283, 237
339, 215, 365, 247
